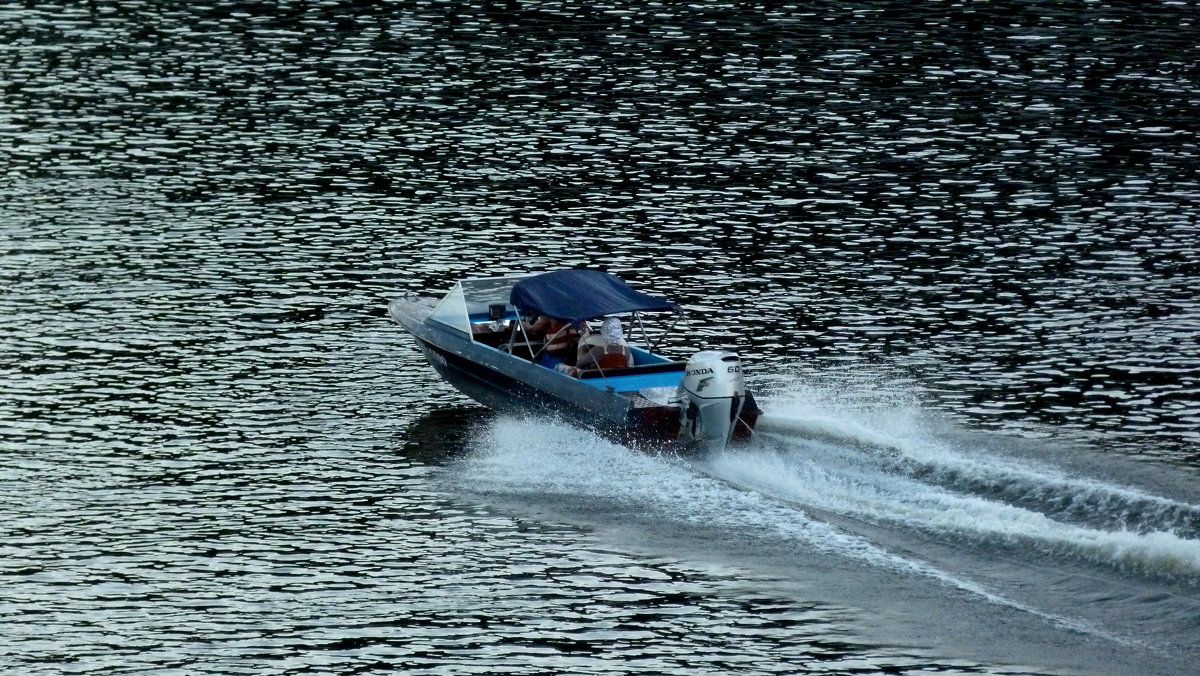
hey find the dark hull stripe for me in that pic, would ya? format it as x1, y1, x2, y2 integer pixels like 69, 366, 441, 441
414, 337, 682, 445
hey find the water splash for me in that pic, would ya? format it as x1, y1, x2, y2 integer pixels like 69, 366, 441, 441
727, 377, 1200, 584
449, 414, 1133, 642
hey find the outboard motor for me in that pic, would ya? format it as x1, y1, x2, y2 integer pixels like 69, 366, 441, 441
676, 350, 748, 452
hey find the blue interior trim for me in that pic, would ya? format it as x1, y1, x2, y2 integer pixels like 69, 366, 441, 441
469, 311, 519, 322
577, 370, 684, 392
630, 347, 669, 365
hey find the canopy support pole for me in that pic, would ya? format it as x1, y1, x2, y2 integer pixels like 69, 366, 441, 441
649, 313, 680, 354
508, 310, 527, 351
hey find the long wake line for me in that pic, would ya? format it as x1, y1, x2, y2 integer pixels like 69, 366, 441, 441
745, 410, 1200, 582
453, 413, 1164, 646
690, 448, 1139, 646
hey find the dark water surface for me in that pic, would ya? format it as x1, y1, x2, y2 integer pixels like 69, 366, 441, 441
3, 2, 1199, 674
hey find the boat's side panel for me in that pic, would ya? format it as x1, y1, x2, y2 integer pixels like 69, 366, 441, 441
420, 336, 686, 443
389, 295, 760, 451
415, 336, 556, 415
393, 300, 654, 433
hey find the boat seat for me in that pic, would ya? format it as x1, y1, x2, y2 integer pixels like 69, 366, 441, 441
592, 352, 631, 370
502, 340, 542, 361
577, 360, 687, 379
472, 327, 514, 348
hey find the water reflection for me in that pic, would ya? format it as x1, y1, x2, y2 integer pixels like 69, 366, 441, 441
401, 405, 493, 464
2, 1, 1198, 674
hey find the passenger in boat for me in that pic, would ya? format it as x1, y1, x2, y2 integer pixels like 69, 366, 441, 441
576, 316, 635, 372
522, 315, 580, 372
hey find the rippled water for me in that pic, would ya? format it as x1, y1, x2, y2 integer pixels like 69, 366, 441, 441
3, 2, 1199, 674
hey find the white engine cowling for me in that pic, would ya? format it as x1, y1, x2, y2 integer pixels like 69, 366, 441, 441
677, 350, 748, 451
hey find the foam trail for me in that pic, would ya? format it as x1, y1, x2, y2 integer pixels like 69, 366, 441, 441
708, 440, 1200, 581
755, 370, 1199, 523
757, 412, 1200, 536
450, 415, 1133, 643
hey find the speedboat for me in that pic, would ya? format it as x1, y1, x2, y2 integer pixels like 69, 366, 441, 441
388, 269, 761, 452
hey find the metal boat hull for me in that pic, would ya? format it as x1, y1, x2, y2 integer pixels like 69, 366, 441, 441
390, 298, 690, 447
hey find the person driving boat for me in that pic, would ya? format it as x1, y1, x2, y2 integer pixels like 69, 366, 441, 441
523, 314, 579, 372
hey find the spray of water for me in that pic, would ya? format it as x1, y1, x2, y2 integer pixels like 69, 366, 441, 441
741, 380, 1200, 583
449, 412, 1135, 643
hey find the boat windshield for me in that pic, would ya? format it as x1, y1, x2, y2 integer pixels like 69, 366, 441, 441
428, 274, 530, 334
462, 275, 528, 310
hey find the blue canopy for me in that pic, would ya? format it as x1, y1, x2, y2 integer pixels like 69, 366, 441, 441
509, 270, 682, 324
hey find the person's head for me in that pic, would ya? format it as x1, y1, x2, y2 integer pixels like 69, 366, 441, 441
601, 317, 624, 344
